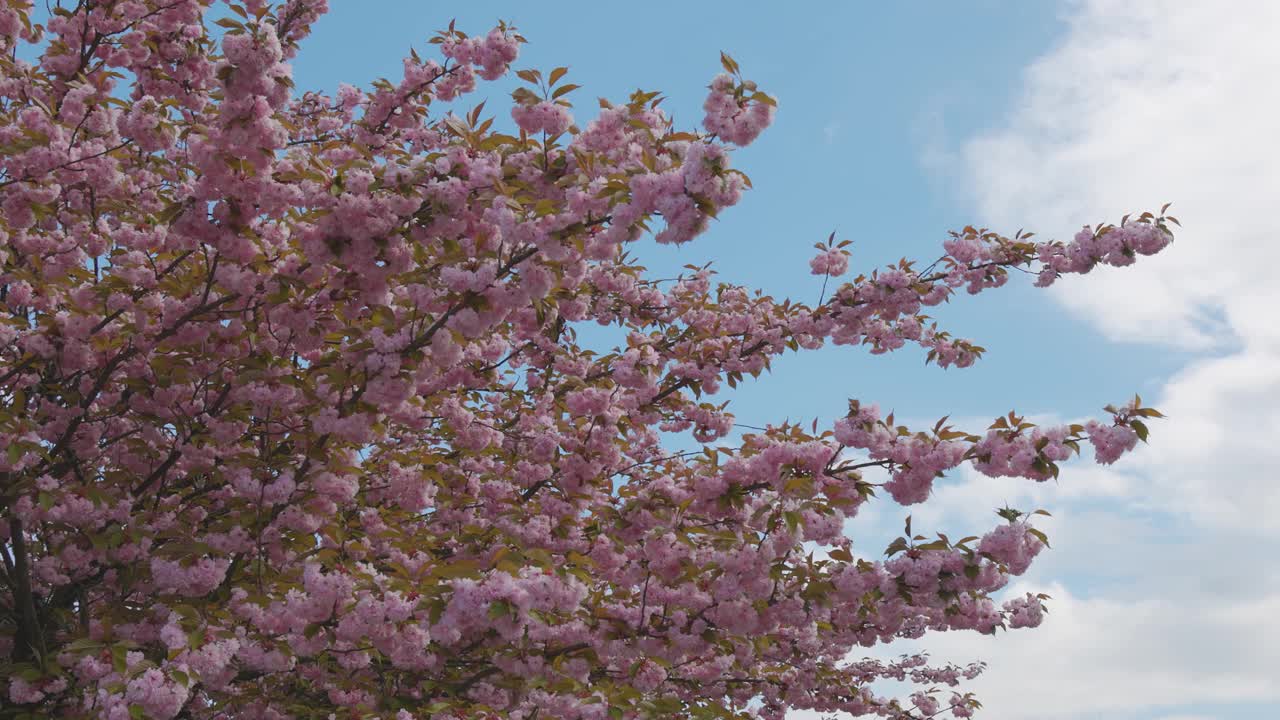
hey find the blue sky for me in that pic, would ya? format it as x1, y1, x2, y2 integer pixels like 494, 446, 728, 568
13, 0, 1264, 716
293, 1, 1187, 430
287, 3, 1280, 719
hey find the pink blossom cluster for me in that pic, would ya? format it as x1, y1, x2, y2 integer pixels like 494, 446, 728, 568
511, 101, 574, 135
150, 556, 231, 597
1036, 221, 1174, 287
977, 522, 1045, 576
702, 73, 776, 146
0, 2, 1171, 717
810, 247, 851, 276
8, 676, 55, 704
911, 691, 941, 716
437, 567, 588, 645
439, 27, 522, 81
969, 423, 1074, 482
833, 401, 969, 505
123, 668, 190, 720
274, 1, 330, 59
1003, 593, 1047, 629
1085, 418, 1140, 464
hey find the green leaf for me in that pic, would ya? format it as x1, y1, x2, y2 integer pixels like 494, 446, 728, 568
155, 201, 186, 224
369, 305, 396, 327
719, 51, 739, 75
884, 537, 909, 557
551, 84, 581, 100
111, 645, 129, 674
488, 599, 512, 619
1131, 419, 1149, 442
996, 506, 1023, 522
63, 638, 104, 654
431, 559, 481, 579
783, 510, 801, 532
827, 547, 853, 562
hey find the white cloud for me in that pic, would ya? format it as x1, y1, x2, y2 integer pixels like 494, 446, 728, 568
897, 582, 1280, 720
850, 466, 1280, 720
797, 2, 1280, 716
957, 0, 1280, 533
1129, 349, 1280, 534
826, 1, 1280, 718
809, 458, 1279, 720
964, 0, 1280, 353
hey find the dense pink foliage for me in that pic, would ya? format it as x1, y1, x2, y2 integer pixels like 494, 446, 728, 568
0, 2, 1174, 718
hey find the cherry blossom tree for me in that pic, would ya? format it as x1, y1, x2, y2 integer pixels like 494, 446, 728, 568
0, 2, 1175, 718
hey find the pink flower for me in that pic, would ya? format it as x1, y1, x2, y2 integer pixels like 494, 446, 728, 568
633, 659, 667, 692
809, 248, 850, 276
702, 73, 776, 146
